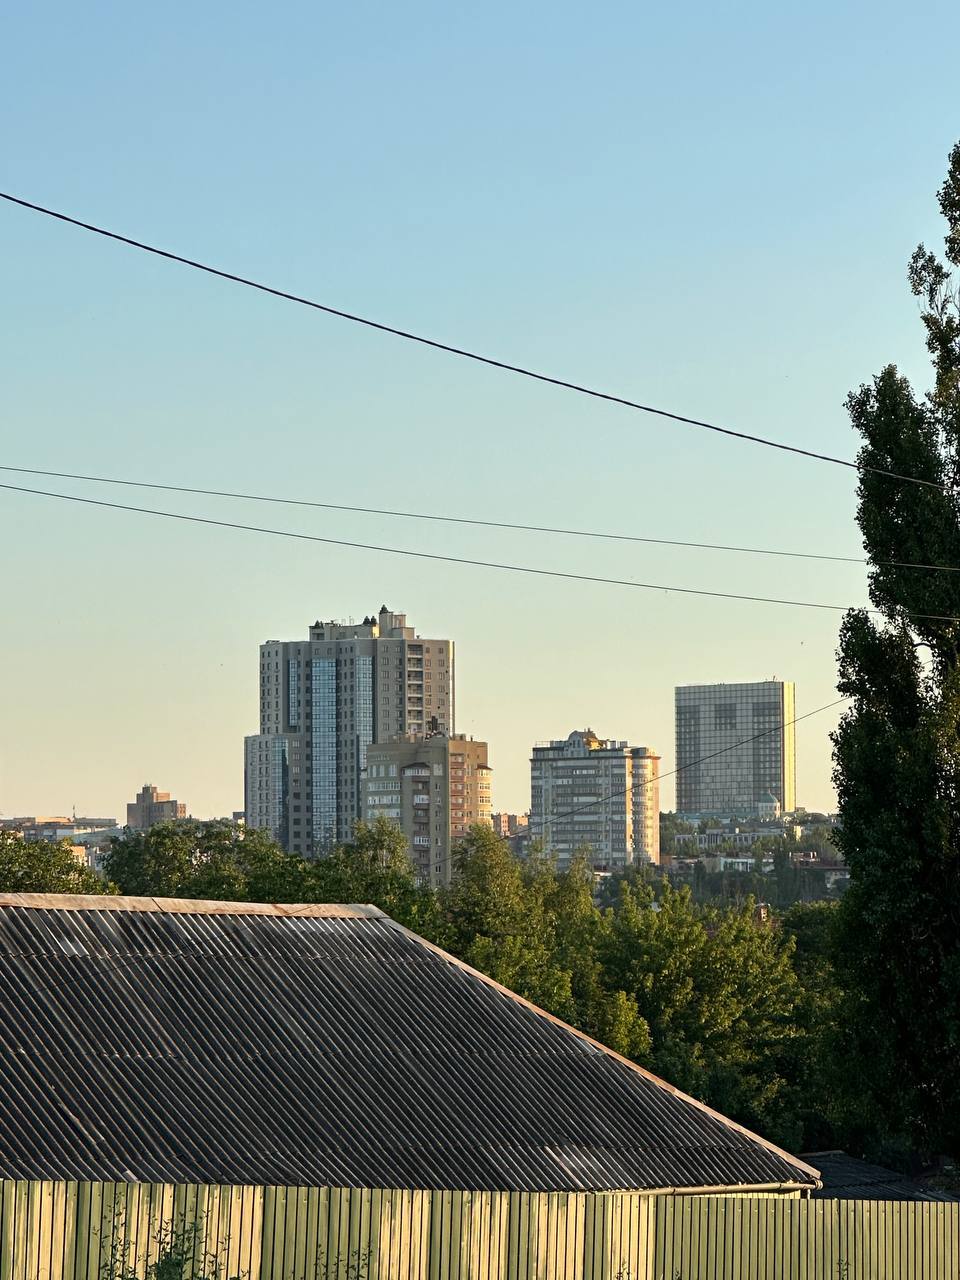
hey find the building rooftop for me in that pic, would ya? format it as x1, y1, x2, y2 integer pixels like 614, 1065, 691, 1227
0, 894, 819, 1193
803, 1151, 959, 1202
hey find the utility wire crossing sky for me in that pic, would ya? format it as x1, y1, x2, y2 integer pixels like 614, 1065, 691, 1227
6, 480, 960, 621
3, 463, 960, 575
0, 189, 952, 496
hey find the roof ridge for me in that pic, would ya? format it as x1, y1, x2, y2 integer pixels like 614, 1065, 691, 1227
0, 893, 384, 919
385, 917, 822, 1189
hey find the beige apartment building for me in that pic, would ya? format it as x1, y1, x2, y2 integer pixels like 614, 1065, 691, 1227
126, 784, 186, 830
362, 734, 491, 886
492, 812, 529, 838
530, 730, 661, 868
245, 607, 454, 855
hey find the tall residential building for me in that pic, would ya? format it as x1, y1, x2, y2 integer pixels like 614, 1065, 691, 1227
674, 680, 796, 818
530, 730, 661, 869
361, 733, 491, 887
244, 607, 454, 855
126, 784, 186, 830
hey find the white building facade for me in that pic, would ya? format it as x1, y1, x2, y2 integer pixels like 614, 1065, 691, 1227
530, 730, 660, 869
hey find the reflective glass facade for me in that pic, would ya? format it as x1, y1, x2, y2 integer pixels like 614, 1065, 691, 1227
675, 681, 796, 817
311, 658, 337, 849
287, 659, 301, 728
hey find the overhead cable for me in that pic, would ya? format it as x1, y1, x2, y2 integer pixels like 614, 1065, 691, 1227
2, 463, 959, 574
0, 190, 948, 494
4, 480, 960, 621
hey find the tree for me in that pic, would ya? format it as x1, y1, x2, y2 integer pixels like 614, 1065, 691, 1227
658, 813, 695, 856
778, 902, 846, 1151
0, 829, 109, 895
437, 827, 575, 1016
103, 820, 303, 902
599, 883, 802, 1144
833, 143, 960, 1160
302, 816, 434, 929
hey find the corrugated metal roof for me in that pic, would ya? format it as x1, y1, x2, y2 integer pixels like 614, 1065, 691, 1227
0, 895, 818, 1192
804, 1151, 959, 1202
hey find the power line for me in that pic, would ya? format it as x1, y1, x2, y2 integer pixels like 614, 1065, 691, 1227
528, 697, 848, 835
4, 479, 960, 621
0, 189, 948, 496
3, 463, 960, 575
0, 462, 948, 574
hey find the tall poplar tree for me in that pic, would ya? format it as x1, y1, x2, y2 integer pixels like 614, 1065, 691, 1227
833, 144, 960, 1159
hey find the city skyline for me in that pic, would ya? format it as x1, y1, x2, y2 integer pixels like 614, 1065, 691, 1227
5, 3, 936, 824
1, 593, 832, 821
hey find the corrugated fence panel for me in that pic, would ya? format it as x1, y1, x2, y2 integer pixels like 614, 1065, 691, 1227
1, 1182, 959, 1277
653, 1196, 960, 1280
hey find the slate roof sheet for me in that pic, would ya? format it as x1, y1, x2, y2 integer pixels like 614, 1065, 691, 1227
805, 1151, 958, 1202
0, 895, 819, 1192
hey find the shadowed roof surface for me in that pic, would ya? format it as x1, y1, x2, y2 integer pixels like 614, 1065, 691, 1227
805, 1151, 958, 1202
0, 895, 819, 1192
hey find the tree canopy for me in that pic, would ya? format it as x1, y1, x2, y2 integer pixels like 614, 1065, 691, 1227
833, 142, 960, 1161
0, 829, 109, 896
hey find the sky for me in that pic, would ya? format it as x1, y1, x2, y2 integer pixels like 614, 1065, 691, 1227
2, 0, 960, 820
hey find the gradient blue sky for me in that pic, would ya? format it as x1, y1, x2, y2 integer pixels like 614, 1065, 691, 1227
2, 1, 959, 820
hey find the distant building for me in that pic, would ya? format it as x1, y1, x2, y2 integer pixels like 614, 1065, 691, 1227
126, 785, 186, 830
530, 730, 660, 869
2, 816, 119, 873
675, 681, 796, 818
2, 816, 117, 840
362, 733, 491, 887
245, 607, 454, 856
491, 813, 529, 839
244, 736, 288, 848
672, 818, 802, 851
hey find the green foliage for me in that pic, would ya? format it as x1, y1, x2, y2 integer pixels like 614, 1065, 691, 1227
600, 883, 802, 1142
832, 142, 960, 1160
302, 816, 436, 930
0, 829, 109, 895
103, 816, 436, 929
658, 813, 696, 855
103, 820, 303, 902
106, 1222, 243, 1280
777, 902, 846, 1150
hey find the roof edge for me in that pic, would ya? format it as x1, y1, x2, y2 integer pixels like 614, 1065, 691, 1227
388, 918, 822, 1189
0, 893, 384, 919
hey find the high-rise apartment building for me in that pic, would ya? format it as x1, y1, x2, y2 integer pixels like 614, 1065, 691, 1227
126, 784, 186, 830
674, 681, 796, 818
244, 607, 454, 855
361, 733, 491, 886
530, 730, 660, 869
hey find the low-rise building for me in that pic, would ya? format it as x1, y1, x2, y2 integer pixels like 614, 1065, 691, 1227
126, 784, 186, 830
491, 812, 529, 839
362, 733, 491, 886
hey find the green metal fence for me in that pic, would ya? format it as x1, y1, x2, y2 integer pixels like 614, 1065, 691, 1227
0, 1180, 956, 1278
